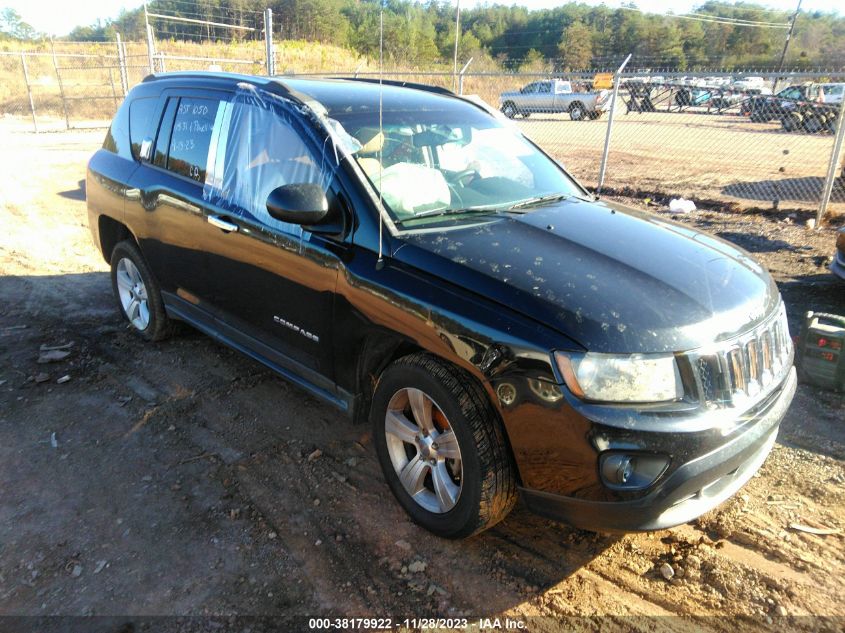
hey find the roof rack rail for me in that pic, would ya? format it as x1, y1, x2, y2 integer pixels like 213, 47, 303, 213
336, 77, 455, 96
142, 70, 274, 84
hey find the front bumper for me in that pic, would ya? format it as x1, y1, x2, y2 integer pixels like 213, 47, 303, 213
519, 366, 796, 532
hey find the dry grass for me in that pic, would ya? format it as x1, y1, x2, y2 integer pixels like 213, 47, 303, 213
0, 38, 366, 120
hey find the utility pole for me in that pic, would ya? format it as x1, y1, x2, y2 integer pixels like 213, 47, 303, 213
773, 0, 801, 92
453, 0, 461, 91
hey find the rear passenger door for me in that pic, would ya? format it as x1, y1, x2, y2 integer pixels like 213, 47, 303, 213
126, 88, 231, 304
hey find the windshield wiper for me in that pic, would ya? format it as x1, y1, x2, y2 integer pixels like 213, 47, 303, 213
393, 193, 577, 226
393, 207, 501, 226
507, 193, 571, 210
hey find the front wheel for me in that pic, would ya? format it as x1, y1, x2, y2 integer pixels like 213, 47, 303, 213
802, 114, 826, 134
501, 102, 518, 119
372, 353, 517, 538
110, 240, 173, 341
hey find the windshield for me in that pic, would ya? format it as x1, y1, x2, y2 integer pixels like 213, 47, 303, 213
329, 104, 586, 227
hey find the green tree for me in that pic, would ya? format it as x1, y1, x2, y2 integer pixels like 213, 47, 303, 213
557, 20, 593, 70
520, 48, 547, 73
1, 7, 36, 39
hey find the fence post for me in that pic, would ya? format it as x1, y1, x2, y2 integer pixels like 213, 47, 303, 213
116, 32, 129, 95
458, 57, 473, 95
597, 54, 632, 195
50, 39, 71, 130
816, 104, 845, 227
108, 67, 119, 112
20, 53, 38, 133
145, 24, 156, 74
264, 8, 274, 76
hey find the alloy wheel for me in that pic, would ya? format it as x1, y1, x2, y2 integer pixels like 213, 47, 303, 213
115, 257, 150, 331
384, 387, 463, 514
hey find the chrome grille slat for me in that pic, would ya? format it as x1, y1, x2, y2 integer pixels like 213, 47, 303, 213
688, 304, 792, 408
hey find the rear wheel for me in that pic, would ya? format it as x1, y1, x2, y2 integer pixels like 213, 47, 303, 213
781, 112, 802, 132
372, 353, 517, 538
110, 240, 173, 341
569, 102, 586, 121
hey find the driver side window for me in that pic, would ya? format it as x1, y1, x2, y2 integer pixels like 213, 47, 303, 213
205, 98, 328, 235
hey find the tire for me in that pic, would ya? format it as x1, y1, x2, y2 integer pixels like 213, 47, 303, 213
501, 102, 517, 119
371, 353, 517, 538
781, 112, 802, 132
110, 240, 173, 342
569, 102, 586, 121
803, 115, 825, 134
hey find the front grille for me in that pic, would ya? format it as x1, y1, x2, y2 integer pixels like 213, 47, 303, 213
687, 303, 793, 408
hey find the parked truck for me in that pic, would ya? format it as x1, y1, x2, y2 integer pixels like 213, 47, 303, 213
499, 79, 611, 121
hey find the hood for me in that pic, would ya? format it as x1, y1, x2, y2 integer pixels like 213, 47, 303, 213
394, 198, 780, 354
500, 91, 522, 100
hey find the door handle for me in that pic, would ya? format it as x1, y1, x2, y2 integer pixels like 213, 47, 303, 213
208, 215, 239, 233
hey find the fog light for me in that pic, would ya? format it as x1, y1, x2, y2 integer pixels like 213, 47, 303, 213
600, 452, 669, 491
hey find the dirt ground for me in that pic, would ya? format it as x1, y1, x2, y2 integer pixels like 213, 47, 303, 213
1, 122, 844, 631
517, 110, 845, 218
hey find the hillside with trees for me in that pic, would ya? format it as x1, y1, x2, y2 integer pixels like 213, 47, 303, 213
3, 1, 845, 71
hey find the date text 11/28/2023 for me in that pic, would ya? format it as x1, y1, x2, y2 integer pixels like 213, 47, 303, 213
307, 617, 527, 630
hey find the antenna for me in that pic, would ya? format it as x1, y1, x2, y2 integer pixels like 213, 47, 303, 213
376, 0, 385, 270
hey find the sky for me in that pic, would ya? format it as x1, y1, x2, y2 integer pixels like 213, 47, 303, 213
4, 0, 842, 37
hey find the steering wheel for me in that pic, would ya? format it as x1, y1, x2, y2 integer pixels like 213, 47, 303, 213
446, 169, 478, 187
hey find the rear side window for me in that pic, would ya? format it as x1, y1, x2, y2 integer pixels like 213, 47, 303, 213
129, 97, 159, 160
154, 99, 178, 168
103, 103, 130, 158
165, 97, 221, 182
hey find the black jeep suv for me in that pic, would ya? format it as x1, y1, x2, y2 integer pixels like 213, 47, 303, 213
87, 72, 796, 538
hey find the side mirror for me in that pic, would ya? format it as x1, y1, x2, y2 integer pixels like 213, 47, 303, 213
266, 183, 328, 225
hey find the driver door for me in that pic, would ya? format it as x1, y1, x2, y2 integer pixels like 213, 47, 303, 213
200, 93, 343, 386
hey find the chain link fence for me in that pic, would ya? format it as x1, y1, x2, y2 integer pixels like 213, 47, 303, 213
1, 42, 843, 220
304, 69, 845, 220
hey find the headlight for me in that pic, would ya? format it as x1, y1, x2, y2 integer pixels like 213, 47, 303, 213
555, 351, 683, 403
